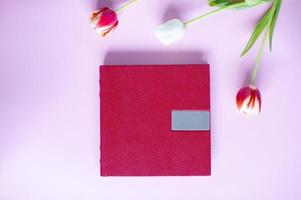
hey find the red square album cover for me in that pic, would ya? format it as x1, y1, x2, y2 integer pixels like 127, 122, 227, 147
100, 65, 210, 176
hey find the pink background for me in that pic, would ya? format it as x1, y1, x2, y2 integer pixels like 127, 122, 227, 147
0, 0, 300, 199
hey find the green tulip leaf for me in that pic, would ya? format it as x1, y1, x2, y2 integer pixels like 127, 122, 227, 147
208, 0, 269, 9
207, 0, 280, 56
269, 0, 282, 50
208, 0, 229, 7
208, 0, 242, 7
241, 7, 273, 56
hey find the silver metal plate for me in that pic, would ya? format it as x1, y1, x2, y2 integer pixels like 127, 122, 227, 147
171, 110, 210, 131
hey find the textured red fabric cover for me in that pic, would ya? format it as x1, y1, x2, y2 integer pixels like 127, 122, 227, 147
100, 65, 211, 176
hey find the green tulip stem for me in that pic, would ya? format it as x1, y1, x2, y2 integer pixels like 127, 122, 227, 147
250, 0, 281, 86
184, 2, 245, 26
184, 7, 226, 26
250, 10, 274, 86
250, 26, 269, 86
116, 0, 139, 13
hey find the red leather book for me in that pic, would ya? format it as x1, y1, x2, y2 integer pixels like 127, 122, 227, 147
100, 65, 211, 176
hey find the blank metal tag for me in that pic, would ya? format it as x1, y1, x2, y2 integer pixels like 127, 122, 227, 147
171, 110, 210, 131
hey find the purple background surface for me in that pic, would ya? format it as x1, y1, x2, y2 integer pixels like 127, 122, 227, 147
0, 0, 300, 199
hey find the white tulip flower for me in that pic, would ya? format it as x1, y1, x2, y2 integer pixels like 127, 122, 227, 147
155, 19, 186, 45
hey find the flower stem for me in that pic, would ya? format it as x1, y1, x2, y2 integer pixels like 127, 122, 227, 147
184, 7, 226, 26
184, 2, 246, 26
250, 26, 269, 86
249, 0, 278, 86
116, 0, 139, 13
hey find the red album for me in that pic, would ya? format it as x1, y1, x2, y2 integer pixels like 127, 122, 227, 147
100, 65, 211, 176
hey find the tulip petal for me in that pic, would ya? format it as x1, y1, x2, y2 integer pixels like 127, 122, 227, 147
90, 7, 118, 37
236, 85, 262, 115
236, 86, 251, 109
90, 9, 102, 23
96, 21, 118, 37
97, 8, 117, 27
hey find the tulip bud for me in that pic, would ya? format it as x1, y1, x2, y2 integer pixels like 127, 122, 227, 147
155, 19, 186, 45
236, 85, 262, 115
90, 7, 118, 37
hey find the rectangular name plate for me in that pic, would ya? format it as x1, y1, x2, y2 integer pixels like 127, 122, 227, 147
171, 110, 210, 131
